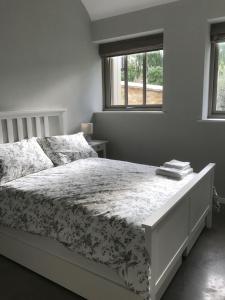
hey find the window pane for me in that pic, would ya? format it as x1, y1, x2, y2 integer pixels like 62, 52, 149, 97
216, 42, 225, 111
127, 53, 144, 105
146, 50, 163, 105
110, 56, 125, 106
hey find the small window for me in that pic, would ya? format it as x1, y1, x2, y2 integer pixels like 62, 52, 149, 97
99, 34, 164, 111
209, 23, 225, 117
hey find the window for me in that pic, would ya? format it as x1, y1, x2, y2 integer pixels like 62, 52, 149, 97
99, 34, 164, 111
209, 23, 225, 117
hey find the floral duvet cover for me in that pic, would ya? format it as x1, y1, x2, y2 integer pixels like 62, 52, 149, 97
0, 158, 194, 299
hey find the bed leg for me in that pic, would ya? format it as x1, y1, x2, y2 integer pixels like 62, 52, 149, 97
150, 288, 156, 300
206, 169, 214, 230
151, 294, 156, 300
206, 209, 212, 229
182, 247, 189, 258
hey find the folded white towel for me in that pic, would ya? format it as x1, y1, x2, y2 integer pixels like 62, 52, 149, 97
156, 166, 193, 180
163, 159, 190, 170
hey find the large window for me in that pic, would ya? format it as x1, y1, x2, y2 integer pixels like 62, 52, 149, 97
209, 23, 225, 117
100, 34, 164, 111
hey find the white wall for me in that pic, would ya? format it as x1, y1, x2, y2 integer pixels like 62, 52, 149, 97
92, 0, 225, 194
0, 0, 102, 133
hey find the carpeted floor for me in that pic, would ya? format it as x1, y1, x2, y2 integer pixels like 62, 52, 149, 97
0, 206, 225, 300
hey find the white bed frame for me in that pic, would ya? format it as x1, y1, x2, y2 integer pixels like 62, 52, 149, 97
0, 110, 215, 300
0, 110, 66, 142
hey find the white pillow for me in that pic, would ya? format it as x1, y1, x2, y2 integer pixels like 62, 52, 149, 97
0, 138, 54, 184
37, 132, 98, 166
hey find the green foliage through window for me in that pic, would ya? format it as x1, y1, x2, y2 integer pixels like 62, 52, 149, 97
217, 42, 225, 111
124, 51, 163, 85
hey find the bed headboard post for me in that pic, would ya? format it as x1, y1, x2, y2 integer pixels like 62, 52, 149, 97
0, 109, 67, 143
59, 110, 66, 135
0, 120, 3, 143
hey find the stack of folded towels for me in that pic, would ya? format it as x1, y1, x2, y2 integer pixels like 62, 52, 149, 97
156, 159, 193, 180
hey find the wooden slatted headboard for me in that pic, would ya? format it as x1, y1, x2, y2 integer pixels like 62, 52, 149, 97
0, 110, 66, 143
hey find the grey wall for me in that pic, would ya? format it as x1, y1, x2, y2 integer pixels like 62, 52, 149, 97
92, 0, 225, 194
0, 0, 102, 133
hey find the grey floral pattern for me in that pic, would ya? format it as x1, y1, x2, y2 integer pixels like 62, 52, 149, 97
0, 158, 194, 299
0, 138, 53, 184
37, 132, 97, 166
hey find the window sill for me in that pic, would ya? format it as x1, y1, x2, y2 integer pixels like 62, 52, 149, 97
198, 118, 225, 123
97, 110, 166, 114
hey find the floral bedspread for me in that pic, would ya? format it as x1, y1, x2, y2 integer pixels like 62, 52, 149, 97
0, 158, 194, 299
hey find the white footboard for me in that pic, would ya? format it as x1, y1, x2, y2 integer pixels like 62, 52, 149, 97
142, 163, 215, 300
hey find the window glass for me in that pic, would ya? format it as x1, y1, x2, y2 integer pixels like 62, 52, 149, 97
107, 50, 164, 109
146, 50, 163, 105
111, 56, 125, 106
215, 42, 225, 111
127, 53, 144, 105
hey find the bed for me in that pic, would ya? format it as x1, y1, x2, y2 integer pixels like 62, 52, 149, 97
0, 110, 215, 300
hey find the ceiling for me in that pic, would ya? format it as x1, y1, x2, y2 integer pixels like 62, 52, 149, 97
81, 0, 179, 21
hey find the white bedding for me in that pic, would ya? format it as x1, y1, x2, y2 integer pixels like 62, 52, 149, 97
0, 158, 195, 299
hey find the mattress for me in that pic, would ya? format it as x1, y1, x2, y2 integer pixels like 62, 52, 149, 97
0, 158, 195, 299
